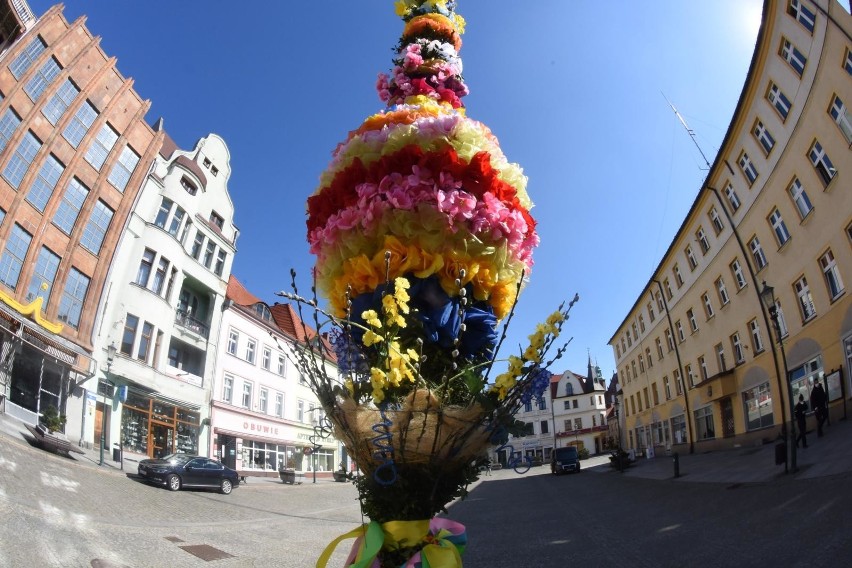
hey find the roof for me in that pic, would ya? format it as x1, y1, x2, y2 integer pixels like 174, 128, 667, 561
270, 302, 337, 362
226, 275, 262, 307
174, 155, 207, 188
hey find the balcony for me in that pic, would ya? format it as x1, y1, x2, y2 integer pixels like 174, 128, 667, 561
174, 310, 209, 339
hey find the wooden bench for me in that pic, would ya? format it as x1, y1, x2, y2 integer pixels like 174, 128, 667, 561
25, 424, 84, 456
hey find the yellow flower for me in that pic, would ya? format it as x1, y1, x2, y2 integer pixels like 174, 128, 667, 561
523, 344, 542, 363
363, 330, 384, 347
362, 309, 382, 329
372, 388, 386, 404
345, 378, 355, 397
528, 329, 546, 351
507, 355, 524, 377
546, 310, 565, 326
371, 367, 387, 389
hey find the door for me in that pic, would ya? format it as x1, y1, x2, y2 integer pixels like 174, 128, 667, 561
94, 402, 104, 449
721, 397, 735, 438
150, 422, 174, 458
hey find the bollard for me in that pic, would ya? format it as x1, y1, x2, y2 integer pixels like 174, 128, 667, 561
673, 452, 680, 478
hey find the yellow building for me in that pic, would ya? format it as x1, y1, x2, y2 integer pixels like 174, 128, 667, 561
609, 0, 852, 461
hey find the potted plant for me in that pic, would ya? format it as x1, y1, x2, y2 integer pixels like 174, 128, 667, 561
40, 405, 67, 434
279, 457, 298, 484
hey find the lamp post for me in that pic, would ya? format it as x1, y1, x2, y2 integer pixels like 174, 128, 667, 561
759, 282, 796, 474
99, 343, 116, 466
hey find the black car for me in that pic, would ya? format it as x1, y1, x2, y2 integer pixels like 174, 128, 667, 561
138, 454, 239, 495
551, 446, 581, 474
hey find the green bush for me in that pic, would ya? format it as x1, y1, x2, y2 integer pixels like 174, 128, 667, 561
40, 405, 67, 433
578, 447, 590, 460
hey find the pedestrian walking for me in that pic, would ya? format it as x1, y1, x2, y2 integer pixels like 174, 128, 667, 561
795, 394, 808, 449
485, 458, 492, 476
811, 381, 827, 437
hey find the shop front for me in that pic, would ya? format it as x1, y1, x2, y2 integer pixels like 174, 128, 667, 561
120, 387, 201, 459
210, 402, 336, 478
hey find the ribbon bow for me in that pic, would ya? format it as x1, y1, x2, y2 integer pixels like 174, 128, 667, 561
317, 517, 467, 568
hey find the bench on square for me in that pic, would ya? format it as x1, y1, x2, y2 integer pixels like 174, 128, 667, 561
25, 423, 85, 456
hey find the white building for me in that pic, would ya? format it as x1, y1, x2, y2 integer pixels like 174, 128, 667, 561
209, 276, 338, 478
70, 128, 237, 460
551, 362, 608, 455
501, 374, 555, 465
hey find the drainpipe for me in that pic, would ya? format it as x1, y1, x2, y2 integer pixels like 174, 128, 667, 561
653, 279, 694, 454
705, 186, 792, 466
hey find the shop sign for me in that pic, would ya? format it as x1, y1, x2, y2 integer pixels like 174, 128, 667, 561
243, 421, 280, 436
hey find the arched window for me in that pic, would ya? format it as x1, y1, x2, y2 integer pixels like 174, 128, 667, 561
253, 303, 271, 321
565, 383, 574, 396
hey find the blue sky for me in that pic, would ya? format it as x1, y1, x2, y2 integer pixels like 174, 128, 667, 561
31, 0, 763, 381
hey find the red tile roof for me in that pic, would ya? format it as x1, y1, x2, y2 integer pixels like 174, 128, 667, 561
226, 275, 261, 307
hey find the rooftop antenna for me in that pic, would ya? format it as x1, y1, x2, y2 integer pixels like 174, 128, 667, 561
663, 92, 711, 170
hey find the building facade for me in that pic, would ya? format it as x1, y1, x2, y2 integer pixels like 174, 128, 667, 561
610, 0, 852, 458
503, 377, 554, 465
80, 130, 237, 459
551, 364, 608, 455
0, 1, 160, 430
210, 277, 337, 477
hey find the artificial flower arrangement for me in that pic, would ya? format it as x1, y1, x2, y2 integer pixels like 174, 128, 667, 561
286, 1, 579, 566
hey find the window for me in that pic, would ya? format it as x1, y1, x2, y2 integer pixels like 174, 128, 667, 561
655, 291, 665, 313
808, 141, 836, 186
731, 333, 745, 364
829, 95, 852, 144
749, 319, 764, 353
767, 82, 792, 120
278, 355, 286, 376
709, 207, 724, 235
743, 382, 774, 430
795, 276, 817, 321
80, 200, 113, 254
716, 277, 730, 305
788, 0, 815, 33
788, 178, 813, 219
749, 236, 768, 271
694, 406, 715, 440
3, 130, 41, 188
655, 337, 664, 360
738, 152, 758, 185
180, 176, 197, 195
819, 250, 844, 300
699, 356, 708, 382
540, 420, 549, 434
25, 154, 64, 212
645, 347, 653, 369
152, 257, 169, 294
227, 329, 239, 355
665, 328, 674, 351
663, 376, 671, 400
138, 322, 154, 363
210, 211, 224, 230
242, 382, 253, 409
768, 208, 791, 246
203, 241, 216, 268
9, 36, 46, 79
62, 101, 98, 148
53, 177, 88, 235
685, 364, 695, 388
107, 145, 140, 191
26, 246, 60, 304
663, 278, 673, 300
135, 249, 154, 287
120, 314, 139, 356
639, 354, 645, 373
0, 224, 32, 289
563, 401, 570, 411
262, 347, 271, 371
673, 369, 683, 396
752, 120, 775, 155
731, 259, 747, 289
647, 301, 655, 323
702, 293, 714, 319
223, 375, 233, 403
632, 322, 638, 340
673, 264, 683, 287
685, 245, 698, 270
574, 418, 583, 431
23, 56, 60, 101
165, 268, 177, 302
154, 197, 187, 237
780, 38, 806, 76
539, 397, 547, 410
0, 107, 21, 154
215, 249, 227, 276
846, 49, 852, 75
246, 339, 257, 364
687, 309, 698, 333
696, 227, 710, 254
524, 400, 533, 412
724, 183, 741, 212
716, 343, 727, 372
259, 388, 269, 414
297, 400, 305, 422
84, 123, 118, 170
638, 314, 645, 333
275, 393, 284, 418
190, 231, 205, 260
773, 299, 789, 338
675, 320, 685, 342
57, 268, 89, 328
42, 78, 79, 125
565, 383, 574, 396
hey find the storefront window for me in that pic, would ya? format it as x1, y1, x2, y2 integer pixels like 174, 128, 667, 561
120, 388, 198, 457
694, 406, 715, 439
121, 406, 149, 454
742, 382, 773, 430
671, 415, 687, 444
305, 450, 334, 472
789, 356, 822, 409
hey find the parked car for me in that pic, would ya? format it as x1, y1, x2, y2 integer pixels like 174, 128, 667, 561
551, 446, 581, 475
138, 454, 239, 495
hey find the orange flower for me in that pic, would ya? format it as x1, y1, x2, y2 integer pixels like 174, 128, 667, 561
402, 14, 462, 51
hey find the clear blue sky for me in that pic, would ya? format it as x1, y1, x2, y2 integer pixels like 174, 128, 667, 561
31, 0, 762, 381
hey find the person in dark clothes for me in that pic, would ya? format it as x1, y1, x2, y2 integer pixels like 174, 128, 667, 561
794, 394, 808, 449
811, 382, 827, 437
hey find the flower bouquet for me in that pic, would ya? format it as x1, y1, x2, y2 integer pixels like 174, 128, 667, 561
284, 1, 578, 566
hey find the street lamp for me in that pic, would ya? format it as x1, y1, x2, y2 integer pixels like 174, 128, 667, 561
759, 282, 796, 474
99, 343, 117, 466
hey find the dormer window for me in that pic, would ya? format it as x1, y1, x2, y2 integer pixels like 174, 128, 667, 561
210, 211, 224, 230
211, 166, 219, 176
180, 176, 197, 195
253, 303, 271, 321
203, 157, 211, 168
